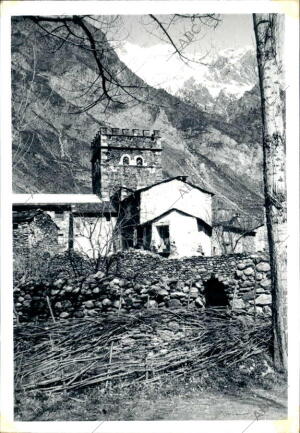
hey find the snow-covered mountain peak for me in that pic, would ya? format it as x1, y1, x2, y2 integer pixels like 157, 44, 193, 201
116, 42, 257, 101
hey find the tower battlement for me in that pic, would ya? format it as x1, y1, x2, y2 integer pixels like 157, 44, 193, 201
91, 127, 163, 198
91, 128, 162, 151
93, 128, 160, 138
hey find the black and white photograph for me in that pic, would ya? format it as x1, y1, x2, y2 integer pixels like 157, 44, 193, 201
1, 1, 299, 432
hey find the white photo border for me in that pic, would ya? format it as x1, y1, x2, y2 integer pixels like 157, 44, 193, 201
1, 1, 299, 433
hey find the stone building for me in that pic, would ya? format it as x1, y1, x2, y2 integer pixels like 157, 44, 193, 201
212, 214, 266, 256
13, 127, 267, 259
118, 177, 213, 257
13, 195, 117, 259
90, 127, 215, 257
91, 128, 163, 199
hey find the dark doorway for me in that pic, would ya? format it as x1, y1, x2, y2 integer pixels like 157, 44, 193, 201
204, 277, 228, 307
157, 225, 170, 252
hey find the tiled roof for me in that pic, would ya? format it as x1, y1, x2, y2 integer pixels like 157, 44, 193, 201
122, 176, 214, 201
139, 207, 212, 229
13, 209, 41, 223
13, 201, 117, 215
72, 202, 116, 214
213, 215, 264, 232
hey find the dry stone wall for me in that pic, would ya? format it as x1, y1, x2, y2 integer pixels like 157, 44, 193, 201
14, 250, 272, 322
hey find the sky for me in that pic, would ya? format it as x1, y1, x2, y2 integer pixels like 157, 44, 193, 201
118, 14, 255, 52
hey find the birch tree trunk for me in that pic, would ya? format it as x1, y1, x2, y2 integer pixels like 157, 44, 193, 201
253, 13, 287, 372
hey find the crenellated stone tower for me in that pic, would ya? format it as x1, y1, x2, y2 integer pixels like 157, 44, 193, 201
91, 127, 163, 200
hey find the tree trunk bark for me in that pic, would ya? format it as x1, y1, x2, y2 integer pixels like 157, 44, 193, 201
253, 13, 287, 372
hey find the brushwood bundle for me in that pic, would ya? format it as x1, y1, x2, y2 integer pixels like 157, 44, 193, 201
14, 309, 271, 393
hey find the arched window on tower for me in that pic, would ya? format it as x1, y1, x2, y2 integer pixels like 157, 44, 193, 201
136, 156, 143, 166
122, 156, 130, 166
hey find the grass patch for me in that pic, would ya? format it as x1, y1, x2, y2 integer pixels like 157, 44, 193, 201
15, 370, 287, 421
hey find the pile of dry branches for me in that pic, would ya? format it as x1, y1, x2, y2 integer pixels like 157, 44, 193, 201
15, 309, 271, 393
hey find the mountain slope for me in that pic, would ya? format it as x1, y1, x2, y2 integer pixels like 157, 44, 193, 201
11, 17, 264, 221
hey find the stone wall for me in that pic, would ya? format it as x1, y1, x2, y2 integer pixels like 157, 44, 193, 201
14, 250, 272, 322
13, 211, 60, 257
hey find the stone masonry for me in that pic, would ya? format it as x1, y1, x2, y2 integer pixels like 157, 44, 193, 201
91, 128, 163, 199
14, 250, 272, 322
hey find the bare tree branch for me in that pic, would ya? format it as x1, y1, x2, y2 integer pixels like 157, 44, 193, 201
22, 14, 220, 113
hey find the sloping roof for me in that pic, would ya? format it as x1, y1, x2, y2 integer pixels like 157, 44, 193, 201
72, 202, 116, 215
12, 194, 102, 204
13, 209, 41, 224
13, 201, 116, 215
125, 176, 214, 198
213, 215, 264, 232
13, 209, 60, 229
139, 207, 212, 229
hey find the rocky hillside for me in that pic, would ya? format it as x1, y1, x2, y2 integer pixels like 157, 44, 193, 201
11, 17, 264, 221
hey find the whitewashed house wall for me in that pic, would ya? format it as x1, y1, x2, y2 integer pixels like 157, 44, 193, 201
73, 216, 117, 258
150, 209, 211, 257
139, 179, 212, 226
47, 210, 70, 250
254, 224, 268, 252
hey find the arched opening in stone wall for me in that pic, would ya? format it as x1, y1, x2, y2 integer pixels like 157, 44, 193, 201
204, 277, 229, 307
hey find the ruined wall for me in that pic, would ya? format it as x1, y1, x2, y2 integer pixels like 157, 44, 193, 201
91, 128, 163, 199
13, 212, 60, 256
14, 250, 272, 322
13, 212, 62, 281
